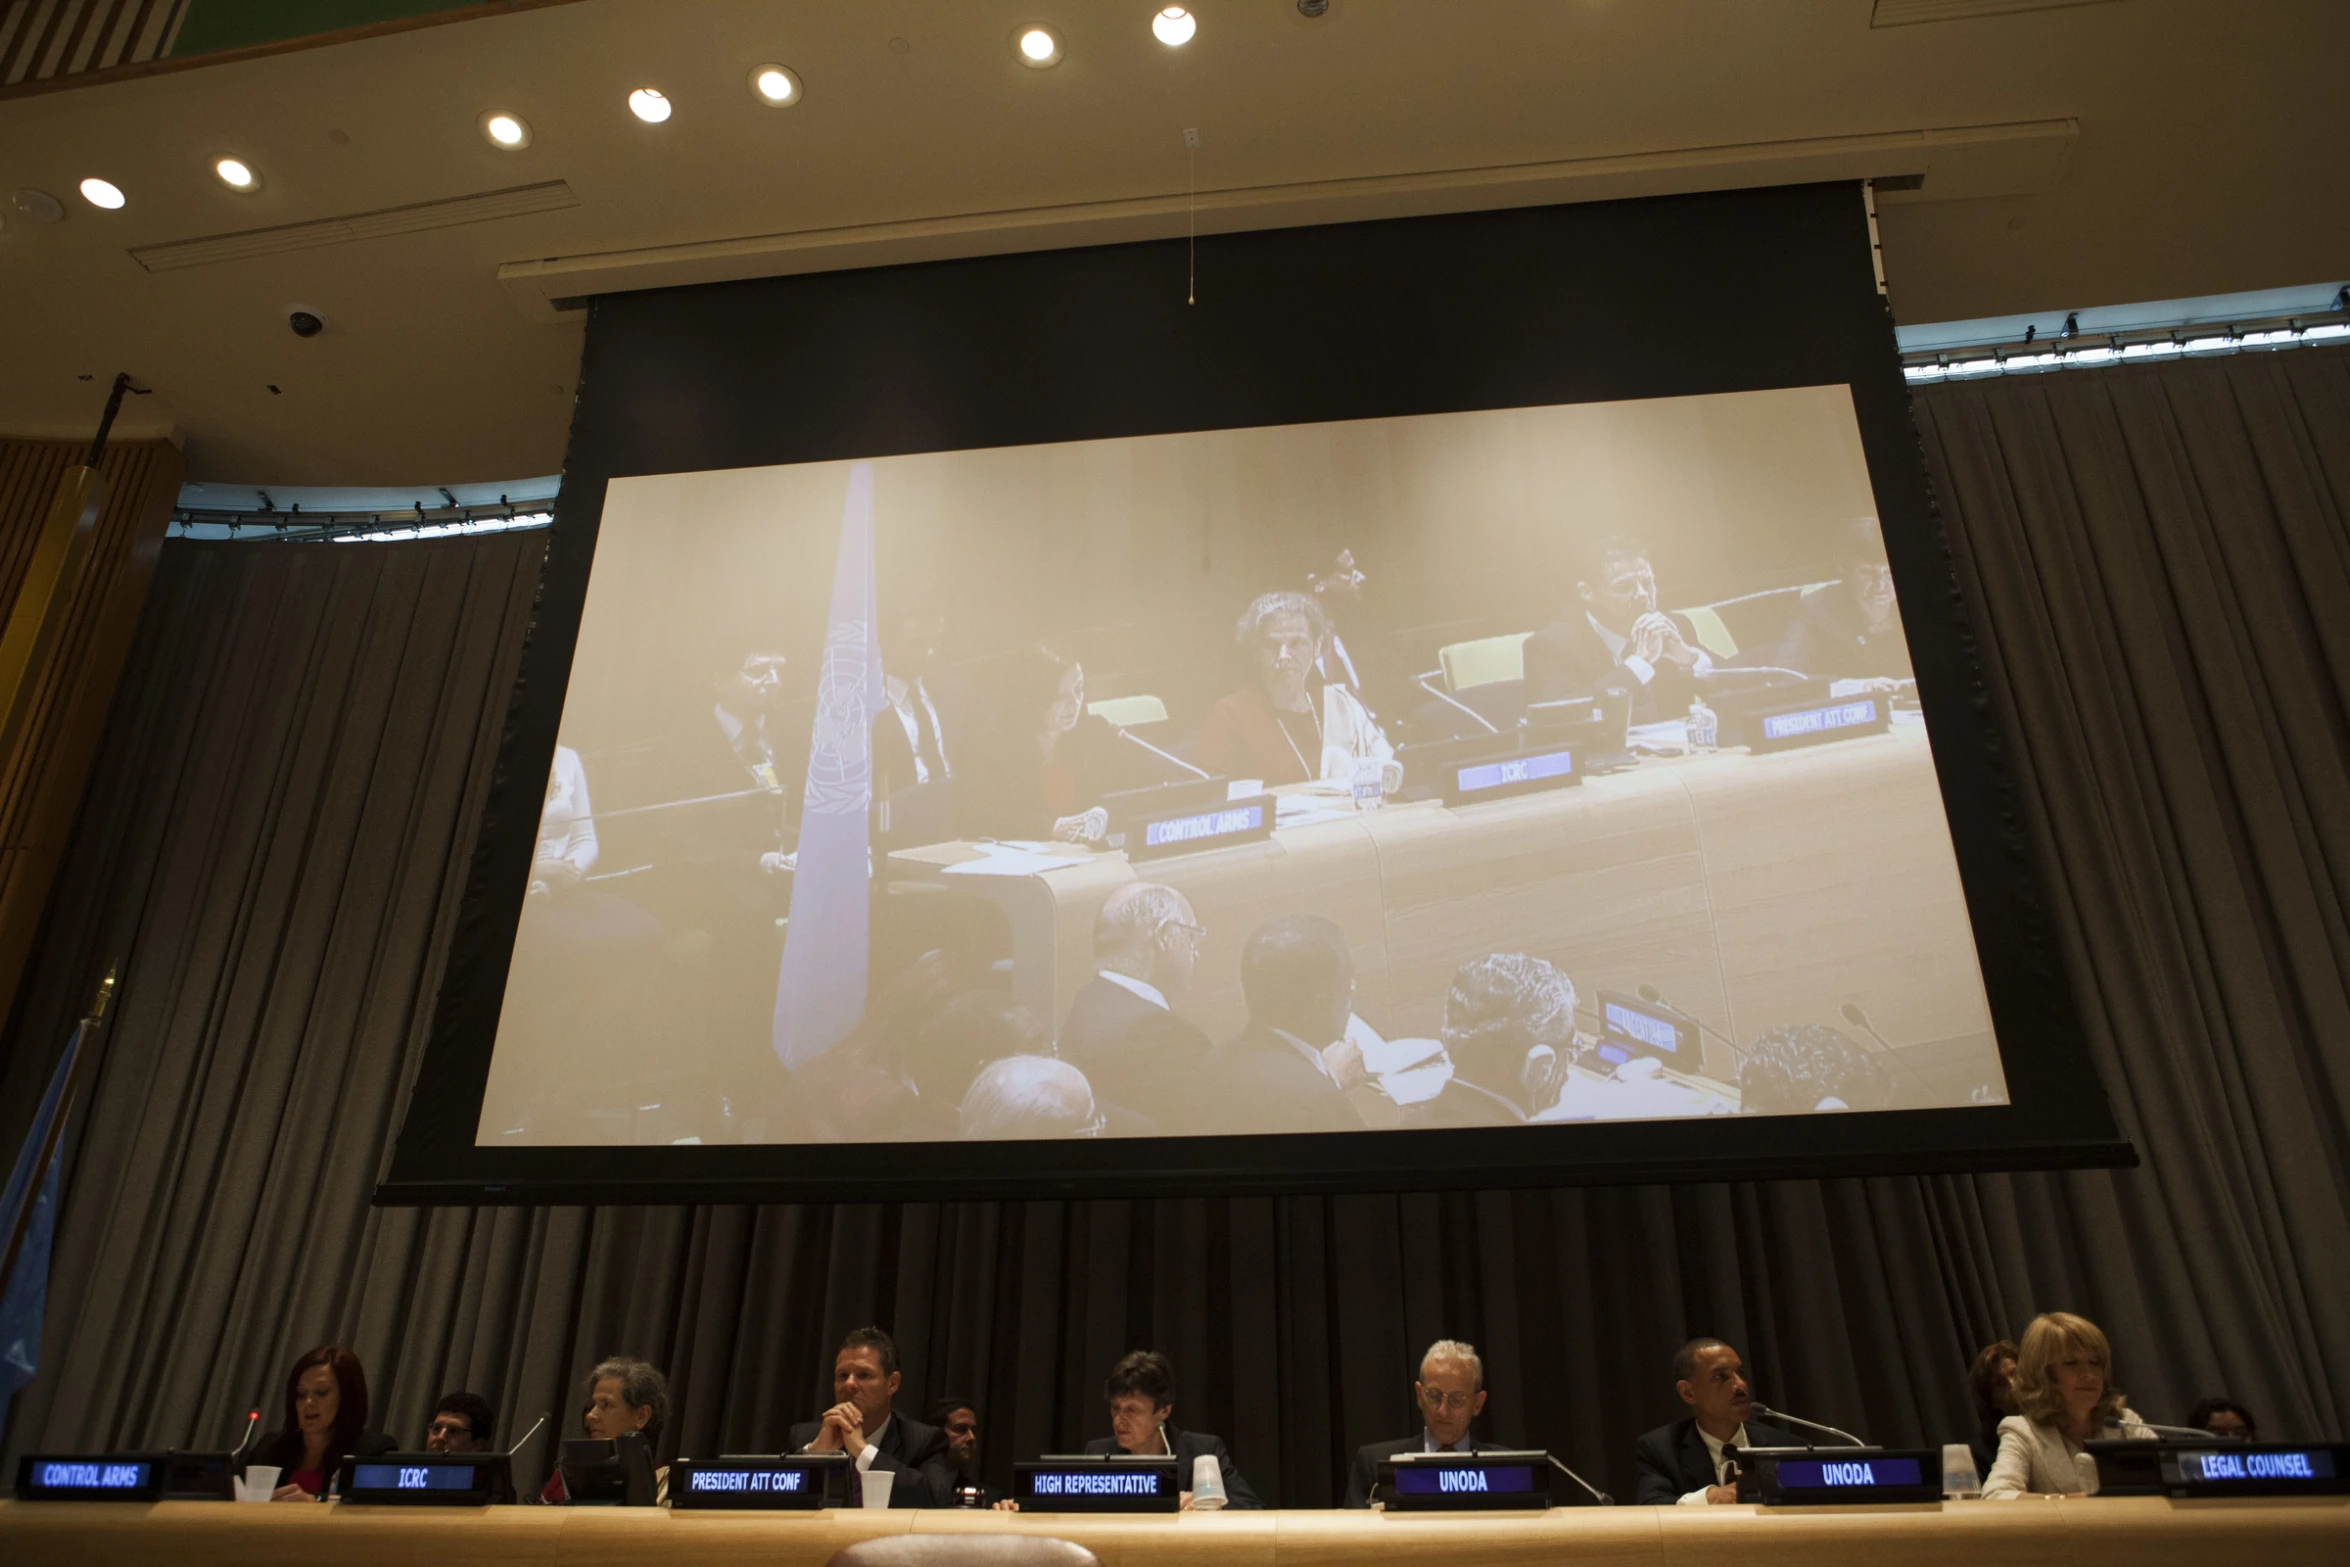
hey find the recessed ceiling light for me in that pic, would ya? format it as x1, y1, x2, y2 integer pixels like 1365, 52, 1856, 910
214, 157, 258, 191
750, 63, 801, 106
79, 177, 125, 210
628, 87, 672, 123
481, 110, 532, 149
1015, 26, 1062, 67
1152, 7, 1196, 46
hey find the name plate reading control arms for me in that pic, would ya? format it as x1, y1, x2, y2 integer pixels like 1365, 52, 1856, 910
1733, 1448, 1943, 1505
1124, 795, 1275, 862
16, 1456, 167, 1502
1593, 990, 1696, 1067
339, 1454, 510, 1506
1744, 694, 1891, 754
1013, 1455, 1181, 1512
669, 1454, 848, 1510
1379, 1451, 1553, 1511
2087, 1440, 2349, 1498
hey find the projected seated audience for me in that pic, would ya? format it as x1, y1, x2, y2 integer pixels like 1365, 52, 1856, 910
1737, 1024, 1892, 1114
958, 645, 1121, 844
1198, 591, 1397, 791
1344, 1338, 1493, 1508
873, 611, 956, 849
1408, 954, 1577, 1127
246, 1344, 396, 1500
1525, 536, 1713, 724
1632, 1338, 1800, 1505
1982, 1312, 2156, 1498
903, 991, 1049, 1139
425, 1391, 497, 1454
1757, 515, 1914, 688
1210, 914, 1368, 1135
1966, 1338, 2022, 1480
1084, 1351, 1262, 1511
792, 1327, 954, 1506
544, 1357, 671, 1503
2188, 1396, 2258, 1441
959, 1055, 1105, 1139
1058, 884, 1213, 1133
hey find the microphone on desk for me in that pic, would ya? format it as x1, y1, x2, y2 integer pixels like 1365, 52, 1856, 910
229, 1409, 260, 1459
1637, 984, 1745, 1064
505, 1411, 551, 1459
2135, 1423, 2235, 1442
1413, 672, 1500, 736
1748, 1403, 1867, 1447
1545, 1453, 1614, 1505
1116, 727, 1212, 781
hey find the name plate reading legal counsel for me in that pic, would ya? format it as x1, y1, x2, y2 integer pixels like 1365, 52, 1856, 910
15, 1455, 166, 1502
339, 1454, 509, 1505
1446, 745, 1580, 806
1745, 694, 1890, 754
1013, 1455, 1181, 1512
668, 1455, 847, 1510
1127, 795, 1274, 862
1381, 1451, 1553, 1511
2162, 1444, 2347, 1496
1737, 1447, 1943, 1505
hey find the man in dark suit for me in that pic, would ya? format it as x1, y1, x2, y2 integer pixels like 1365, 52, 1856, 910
1344, 1339, 1495, 1507
1058, 883, 1214, 1133
1752, 516, 1914, 688
788, 1327, 954, 1507
1631, 1337, 1800, 1505
1405, 954, 1575, 1129
1523, 535, 1714, 725
1211, 914, 1365, 1135
1081, 1350, 1263, 1509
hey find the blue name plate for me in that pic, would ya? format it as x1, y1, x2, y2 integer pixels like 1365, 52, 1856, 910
2162, 1444, 2347, 1496
1748, 695, 1890, 754
1013, 1457, 1181, 1512
1129, 795, 1274, 860
1745, 1447, 1942, 1505
1444, 746, 1580, 806
1381, 1453, 1552, 1511
15, 1456, 163, 1501
339, 1454, 507, 1505
1772, 1457, 1925, 1490
669, 1456, 842, 1510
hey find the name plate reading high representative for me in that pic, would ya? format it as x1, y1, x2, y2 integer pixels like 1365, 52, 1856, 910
1013, 1456, 1181, 1512
1737, 1448, 1943, 1505
1746, 694, 1891, 754
668, 1455, 846, 1510
1127, 795, 1275, 862
1381, 1451, 1553, 1511
340, 1454, 509, 1505
14, 1456, 167, 1502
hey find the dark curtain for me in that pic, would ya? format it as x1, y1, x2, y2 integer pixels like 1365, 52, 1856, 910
4, 352, 2347, 1505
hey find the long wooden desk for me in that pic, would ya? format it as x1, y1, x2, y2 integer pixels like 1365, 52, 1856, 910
4, 1496, 2342, 1567
892, 720, 2001, 1107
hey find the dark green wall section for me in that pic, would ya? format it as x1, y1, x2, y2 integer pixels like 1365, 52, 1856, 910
171, 1, 486, 58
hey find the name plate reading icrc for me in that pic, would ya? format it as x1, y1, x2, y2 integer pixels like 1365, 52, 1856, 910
669, 1457, 841, 1510
1450, 746, 1579, 805
1013, 1457, 1181, 1512
338, 1453, 507, 1505
15, 1456, 163, 1501
1747, 694, 1890, 754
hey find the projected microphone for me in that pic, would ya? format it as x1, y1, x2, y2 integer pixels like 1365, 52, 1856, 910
1749, 1402, 1866, 1446
1637, 983, 1745, 1063
2136, 1423, 2237, 1442
1413, 671, 1499, 736
1115, 727, 1211, 781
1697, 664, 1813, 684
1545, 1453, 1614, 1505
1839, 1001, 1895, 1050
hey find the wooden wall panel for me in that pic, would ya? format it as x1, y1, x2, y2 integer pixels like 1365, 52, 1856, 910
0, 436, 183, 1026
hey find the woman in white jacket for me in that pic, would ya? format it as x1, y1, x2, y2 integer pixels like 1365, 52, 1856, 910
1982, 1312, 2155, 1497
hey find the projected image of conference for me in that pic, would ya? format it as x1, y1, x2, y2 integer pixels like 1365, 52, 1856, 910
477, 385, 2008, 1146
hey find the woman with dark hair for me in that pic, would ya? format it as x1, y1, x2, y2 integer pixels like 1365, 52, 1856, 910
956, 645, 1122, 844
1966, 1339, 2022, 1480
245, 1344, 396, 1500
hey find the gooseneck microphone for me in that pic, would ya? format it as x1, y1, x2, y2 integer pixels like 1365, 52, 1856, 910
1116, 727, 1212, 781
1748, 1403, 1866, 1446
1840, 1001, 1896, 1053
1545, 1453, 1614, 1505
2137, 1422, 2234, 1441
229, 1409, 260, 1459
505, 1412, 550, 1459
1413, 672, 1500, 736
1637, 984, 1746, 1063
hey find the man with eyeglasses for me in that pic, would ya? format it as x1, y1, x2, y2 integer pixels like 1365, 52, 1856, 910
1344, 1340, 1497, 1507
1058, 882, 1215, 1133
423, 1391, 496, 1454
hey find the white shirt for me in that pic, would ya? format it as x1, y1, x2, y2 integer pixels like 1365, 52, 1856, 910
1590, 611, 1713, 689
1676, 1422, 1749, 1505
535, 745, 597, 874
856, 1416, 890, 1472
1423, 1428, 1473, 1453
883, 674, 950, 783
1097, 970, 1170, 1010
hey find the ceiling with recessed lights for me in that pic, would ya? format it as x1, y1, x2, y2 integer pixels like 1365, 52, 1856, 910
1, 0, 2342, 486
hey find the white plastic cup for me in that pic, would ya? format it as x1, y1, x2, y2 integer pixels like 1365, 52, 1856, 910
1351, 757, 1384, 811
859, 1468, 895, 1509
237, 1465, 280, 1502
1941, 1442, 1980, 1498
1190, 1452, 1226, 1510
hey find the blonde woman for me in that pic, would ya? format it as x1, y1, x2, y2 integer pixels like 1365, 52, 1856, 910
1982, 1312, 2155, 1497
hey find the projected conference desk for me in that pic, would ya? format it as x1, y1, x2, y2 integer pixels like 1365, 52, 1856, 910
890, 720, 2000, 1102
4, 1496, 2342, 1566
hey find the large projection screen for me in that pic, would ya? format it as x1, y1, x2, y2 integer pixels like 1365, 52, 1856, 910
385, 184, 2128, 1203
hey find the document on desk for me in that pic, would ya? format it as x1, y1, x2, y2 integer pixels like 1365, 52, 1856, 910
942, 843, 1096, 876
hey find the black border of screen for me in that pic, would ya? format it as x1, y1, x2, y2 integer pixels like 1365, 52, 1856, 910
380, 181, 2132, 1206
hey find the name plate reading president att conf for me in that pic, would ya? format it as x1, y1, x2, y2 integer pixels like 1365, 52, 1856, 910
668, 1457, 842, 1510
1747, 694, 1892, 754
1014, 1456, 1182, 1512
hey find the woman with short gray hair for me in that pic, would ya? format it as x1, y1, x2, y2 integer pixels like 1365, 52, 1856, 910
540, 1356, 674, 1503
1198, 590, 1399, 792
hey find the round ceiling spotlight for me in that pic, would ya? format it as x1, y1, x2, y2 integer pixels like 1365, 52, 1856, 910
79, 177, 125, 210
750, 63, 801, 106
214, 157, 259, 191
480, 110, 532, 149
1015, 26, 1062, 67
1152, 7, 1196, 46
627, 87, 672, 123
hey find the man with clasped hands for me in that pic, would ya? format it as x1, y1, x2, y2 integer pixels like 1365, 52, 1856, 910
790, 1326, 954, 1506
